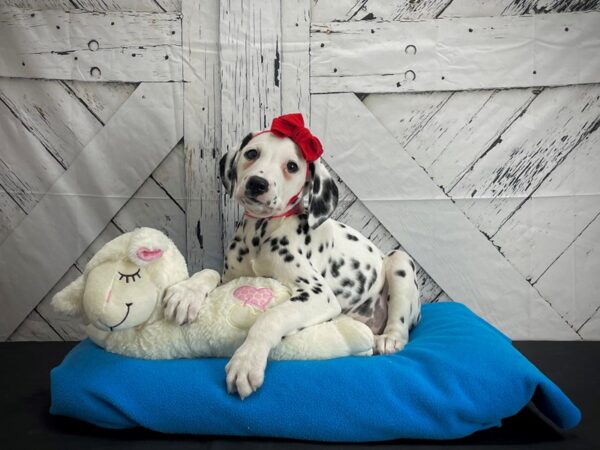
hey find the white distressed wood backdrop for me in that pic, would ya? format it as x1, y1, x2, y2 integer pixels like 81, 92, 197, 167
0, 0, 598, 341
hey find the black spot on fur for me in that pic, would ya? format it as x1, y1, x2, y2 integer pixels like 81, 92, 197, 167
240, 132, 254, 150
252, 236, 260, 247
307, 250, 312, 259
341, 278, 354, 287
290, 291, 310, 302
355, 301, 373, 316
351, 259, 360, 270
311, 286, 322, 294
296, 277, 309, 284
280, 236, 289, 246
339, 223, 346, 228
304, 235, 311, 246
284, 254, 294, 263
229, 242, 237, 250
346, 233, 358, 241
356, 272, 366, 295
395, 270, 406, 277
367, 245, 374, 253
321, 269, 326, 277
330, 259, 344, 277
400, 316, 405, 324
318, 244, 324, 252
278, 248, 288, 256
298, 248, 303, 255
334, 289, 343, 296
368, 268, 378, 290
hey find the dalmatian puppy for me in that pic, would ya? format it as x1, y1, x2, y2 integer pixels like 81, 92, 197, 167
164, 114, 420, 399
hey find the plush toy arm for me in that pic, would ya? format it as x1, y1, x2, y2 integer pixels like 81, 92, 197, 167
52, 275, 86, 316
271, 315, 374, 360
163, 269, 221, 325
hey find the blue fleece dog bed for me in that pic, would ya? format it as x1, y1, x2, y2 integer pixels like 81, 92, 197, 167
50, 302, 580, 441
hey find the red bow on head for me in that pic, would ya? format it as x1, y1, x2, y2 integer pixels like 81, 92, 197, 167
270, 113, 323, 162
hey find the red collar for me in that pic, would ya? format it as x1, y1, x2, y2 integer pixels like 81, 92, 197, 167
244, 203, 304, 220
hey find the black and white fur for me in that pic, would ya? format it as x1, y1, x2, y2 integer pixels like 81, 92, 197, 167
164, 131, 420, 399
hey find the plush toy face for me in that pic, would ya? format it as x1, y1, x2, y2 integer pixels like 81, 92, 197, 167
83, 259, 159, 331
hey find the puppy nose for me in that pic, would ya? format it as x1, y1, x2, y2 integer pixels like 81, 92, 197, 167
246, 176, 269, 197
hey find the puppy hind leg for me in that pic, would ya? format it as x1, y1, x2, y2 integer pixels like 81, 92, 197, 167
375, 250, 420, 354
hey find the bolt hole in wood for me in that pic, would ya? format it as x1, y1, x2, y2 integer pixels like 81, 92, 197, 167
405, 44, 417, 55
88, 39, 99, 51
90, 66, 101, 78
405, 70, 416, 81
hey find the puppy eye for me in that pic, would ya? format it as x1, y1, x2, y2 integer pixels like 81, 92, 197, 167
244, 149, 259, 160
118, 269, 141, 283
287, 161, 299, 173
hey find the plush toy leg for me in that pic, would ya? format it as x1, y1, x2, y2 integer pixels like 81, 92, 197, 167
270, 315, 374, 360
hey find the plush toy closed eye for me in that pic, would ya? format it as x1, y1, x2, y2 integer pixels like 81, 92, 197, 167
51, 227, 373, 360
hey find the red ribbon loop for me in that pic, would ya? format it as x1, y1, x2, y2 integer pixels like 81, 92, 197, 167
270, 113, 323, 162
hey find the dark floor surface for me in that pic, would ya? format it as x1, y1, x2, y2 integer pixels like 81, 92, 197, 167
1, 341, 598, 450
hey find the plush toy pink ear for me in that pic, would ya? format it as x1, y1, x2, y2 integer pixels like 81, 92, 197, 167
136, 247, 163, 262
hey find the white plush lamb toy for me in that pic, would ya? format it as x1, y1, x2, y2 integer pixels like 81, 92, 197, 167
51, 227, 373, 360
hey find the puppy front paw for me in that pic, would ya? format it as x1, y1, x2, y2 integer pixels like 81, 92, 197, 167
163, 282, 208, 325
374, 332, 407, 355
225, 342, 269, 399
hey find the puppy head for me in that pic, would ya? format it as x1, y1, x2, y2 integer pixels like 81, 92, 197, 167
219, 131, 338, 226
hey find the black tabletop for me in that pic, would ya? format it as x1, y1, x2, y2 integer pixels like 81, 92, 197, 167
1, 341, 598, 450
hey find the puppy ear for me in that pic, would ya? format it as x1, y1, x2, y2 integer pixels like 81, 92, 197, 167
219, 133, 253, 197
306, 159, 339, 229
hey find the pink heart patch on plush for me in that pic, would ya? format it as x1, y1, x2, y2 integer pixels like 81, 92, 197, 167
233, 286, 274, 311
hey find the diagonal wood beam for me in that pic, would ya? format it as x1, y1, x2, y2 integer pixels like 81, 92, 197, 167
311, 92, 579, 340
0, 82, 183, 340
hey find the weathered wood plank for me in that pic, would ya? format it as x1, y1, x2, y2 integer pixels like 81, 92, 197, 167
74, 221, 123, 271
183, 0, 222, 273
0, 78, 101, 172
62, 80, 138, 124
220, 0, 282, 244
0, 82, 183, 340
363, 91, 453, 148
502, 0, 600, 15
0, 187, 24, 244
7, 309, 62, 341
63, 79, 186, 210
449, 84, 600, 238
112, 177, 187, 255
281, 0, 311, 118
152, 140, 185, 211
310, 12, 600, 93
312, 92, 579, 339
0, 8, 182, 82
579, 306, 600, 339
311, 0, 453, 22
366, 88, 539, 189
0, 95, 65, 213
0, 0, 180, 11
492, 124, 600, 284
534, 213, 600, 333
